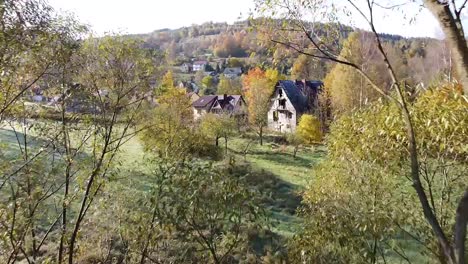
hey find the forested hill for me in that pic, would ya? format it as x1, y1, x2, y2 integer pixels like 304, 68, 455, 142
127, 20, 425, 60
125, 20, 446, 86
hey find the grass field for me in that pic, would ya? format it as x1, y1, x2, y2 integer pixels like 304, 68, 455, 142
225, 135, 327, 236
0, 126, 431, 262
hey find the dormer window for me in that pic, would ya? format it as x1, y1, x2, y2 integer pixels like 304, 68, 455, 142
279, 99, 286, 109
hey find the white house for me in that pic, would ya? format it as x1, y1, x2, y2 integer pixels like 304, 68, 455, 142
267, 80, 322, 133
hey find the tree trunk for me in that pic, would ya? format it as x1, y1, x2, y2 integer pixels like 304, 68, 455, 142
454, 189, 468, 264
424, 0, 468, 94
259, 126, 263, 146
224, 137, 228, 155
215, 136, 219, 146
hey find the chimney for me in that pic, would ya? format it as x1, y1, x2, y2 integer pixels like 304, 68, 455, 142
223, 93, 227, 101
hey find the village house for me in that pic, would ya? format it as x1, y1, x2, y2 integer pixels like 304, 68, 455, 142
223, 67, 242, 78
192, 60, 208, 72
180, 62, 192, 73
192, 94, 246, 120
267, 80, 322, 133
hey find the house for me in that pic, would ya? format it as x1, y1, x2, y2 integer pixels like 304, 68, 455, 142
180, 63, 192, 73
187, 91, 200, 103
193, 60, 208, 72
267, 80, 322, 133
223, 67, 242, 78
192, 94, 246, 120
192, 95, 222, 120
217, 94, 246, 116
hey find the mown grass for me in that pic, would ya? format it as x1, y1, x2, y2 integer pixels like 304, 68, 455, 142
225, 134, 327, 236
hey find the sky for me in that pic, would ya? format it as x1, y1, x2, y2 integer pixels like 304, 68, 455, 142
47, 0, 466, 38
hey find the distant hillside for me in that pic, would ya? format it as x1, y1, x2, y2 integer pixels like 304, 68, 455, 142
127, 20, 446, 86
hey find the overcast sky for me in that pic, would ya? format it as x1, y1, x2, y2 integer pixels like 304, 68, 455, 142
47, 0, 466, 38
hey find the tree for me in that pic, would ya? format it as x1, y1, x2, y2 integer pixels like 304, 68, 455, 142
243, 67, 282, 145
200, 113, 236, 154
0, 0, 81, 121
165, 40, 177, 65
255, 1, 468, 262
296, 114, 322, 145
291, 54, 326, 80
143, 160, 262, 263
217, 76, 242, 95
195, 70, 205, 85
424, 0, 468, 94
324, 32, 387, 114
201, 75, 214, 89
64, 36, 155, 264
292, 84, 468, 263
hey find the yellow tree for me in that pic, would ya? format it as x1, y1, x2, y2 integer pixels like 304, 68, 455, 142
324, 32, 386, 114
296, 114, 322, 145
243, 67, 284, 145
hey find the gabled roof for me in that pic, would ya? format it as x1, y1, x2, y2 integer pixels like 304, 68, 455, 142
277, 80, 309, 113
217, 94, 244, 110
223, 67, 242, 75
193, 60, 208, 65
192, 95, 218, 110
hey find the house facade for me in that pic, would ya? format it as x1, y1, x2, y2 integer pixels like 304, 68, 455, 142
192, 94, 246, 120
267, 80, 322, 133
180, 63, 192, 73
193, 61, 208, 72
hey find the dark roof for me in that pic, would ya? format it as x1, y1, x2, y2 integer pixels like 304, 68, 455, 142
277, 80, 323, 113
223, 67, 242, 75
217, 94, 244, 111
192, 95, 218, 110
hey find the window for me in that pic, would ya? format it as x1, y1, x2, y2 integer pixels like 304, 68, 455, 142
279, 99, 286, 109
279, 89, 283, 97
288, 112, 293, 119
273, 111, 278, 121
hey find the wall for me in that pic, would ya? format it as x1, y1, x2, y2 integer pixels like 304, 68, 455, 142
267, 87, 297, 133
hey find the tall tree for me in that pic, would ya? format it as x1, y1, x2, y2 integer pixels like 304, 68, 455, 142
424, 0, 468, 94
243, 67, 282, 145
255, 1, 468, 262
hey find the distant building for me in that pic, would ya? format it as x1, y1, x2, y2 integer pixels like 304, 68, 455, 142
187, 91, 200, 103
267, 80, 322, 133
180, 62, 192, 73
223, 67, 242, 78
193, 60, 208, 72
192, 94, 246, 120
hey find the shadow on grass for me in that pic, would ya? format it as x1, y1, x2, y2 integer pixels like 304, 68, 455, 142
250, 151, 312, 170
0, 128, 50, 158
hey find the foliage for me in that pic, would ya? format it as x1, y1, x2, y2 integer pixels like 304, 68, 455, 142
243, 67, 284, 145
292, 84, 468, 262
291, 54, 327, 80
200, 113, 236, 155
112, 159, 265, 263
296, 114, 322, 145
217, 76, 242, 95
324, 32, 387, 114
141, 83, 221, 160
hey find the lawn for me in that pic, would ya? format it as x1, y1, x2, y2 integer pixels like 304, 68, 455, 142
226, 134, 327, 236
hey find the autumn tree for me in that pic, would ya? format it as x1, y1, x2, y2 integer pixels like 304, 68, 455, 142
200, 113, 236, 154
324, 32, 387, 114
423, 0, 468, 94
292, 84, 468, 263
296, 114, 322, 145
218, 76, 242, 95
291, 54, 327, 80
243, 68, 283, 145
255, 1, 468, 262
